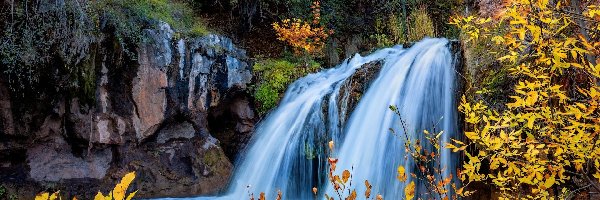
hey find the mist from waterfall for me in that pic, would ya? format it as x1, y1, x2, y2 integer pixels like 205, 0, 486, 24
167, 38, 458, 200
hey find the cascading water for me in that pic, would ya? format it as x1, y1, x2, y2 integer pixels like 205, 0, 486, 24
167, 38, 458, 200
221, 46, 406, 200
326, 38, 458, 198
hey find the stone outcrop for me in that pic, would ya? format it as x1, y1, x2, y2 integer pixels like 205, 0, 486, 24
334, 61, 383, 122
0, 22, 256, 199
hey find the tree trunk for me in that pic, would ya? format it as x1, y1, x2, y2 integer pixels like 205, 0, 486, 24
570, 0, 598, 85
571, 0, 597, 66
238, 0, 259, 35
402, 0, 408, 38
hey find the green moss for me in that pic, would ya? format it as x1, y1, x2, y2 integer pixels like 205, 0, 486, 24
202, 148, 230, 175
253, 58, 320, 114
97, 0, 209, 43
203, 149, 220, 166
0, 185, 5, 197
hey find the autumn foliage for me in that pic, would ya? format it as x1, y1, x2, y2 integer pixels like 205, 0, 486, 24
322, 141, 383, 200
390, 106, 468, 200
35, 172, 137, 200
450, 0, 600, 199
272, 1, 332, 56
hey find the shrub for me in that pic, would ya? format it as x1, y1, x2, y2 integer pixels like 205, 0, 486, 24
253, 58, 320, 114
370, 13, 406, 48
449, 1, 600, 199
95, 0, 208, 45
389, 105, 468, 200
322, 141, 383, 200
0, 0, 98, 93
407, 6, 434, 42
272, 1, 332, 57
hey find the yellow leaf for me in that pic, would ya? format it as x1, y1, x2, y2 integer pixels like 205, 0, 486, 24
397, 166, 407, 182
113, 172, 136, 200
404, 181, 415, 200
456, 187, 464, 195
593, 172, 600, 182
94, 192, 106, 200
125, 191, 137, 200
342, 170, 351, 183
555, 147, 563, 156
36, 192, 50, 200
259, 192, 266, 200
544, 176, 555, 188
348, 189, 357, 200
365, 180, 372, 198
49, 191, 59, 200
465, 131, 480, 140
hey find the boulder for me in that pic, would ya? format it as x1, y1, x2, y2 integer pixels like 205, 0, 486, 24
130, 136, 232, 198
27, 136, 112, 182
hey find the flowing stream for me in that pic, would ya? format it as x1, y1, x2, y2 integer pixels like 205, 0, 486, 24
170, 38, 459, 199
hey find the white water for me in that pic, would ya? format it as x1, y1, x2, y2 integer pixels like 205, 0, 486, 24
326, 38, 458, 198
166, 38, 458, 199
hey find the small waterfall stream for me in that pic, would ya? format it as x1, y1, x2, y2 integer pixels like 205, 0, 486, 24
170, 38, 459, 199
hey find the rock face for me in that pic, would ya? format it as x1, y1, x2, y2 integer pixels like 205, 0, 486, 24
332, 61, 383, 123
0, 22, 256, 199
208, 90, 257, 160
0, 79, 14, 136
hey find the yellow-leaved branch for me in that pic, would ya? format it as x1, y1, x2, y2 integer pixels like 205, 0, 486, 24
449, 0, 600, 199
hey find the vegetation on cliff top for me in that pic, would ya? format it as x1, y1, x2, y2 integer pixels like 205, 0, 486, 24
0, 0, 207, 99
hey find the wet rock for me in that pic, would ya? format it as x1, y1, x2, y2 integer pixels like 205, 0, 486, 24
337, 61, 383, 121
27, 136, 112, 182
128, 136, 232, 198
156, 122, 196, 144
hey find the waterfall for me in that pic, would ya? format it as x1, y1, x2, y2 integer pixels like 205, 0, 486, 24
167, 38, 458, 199
326, 38, 458, 198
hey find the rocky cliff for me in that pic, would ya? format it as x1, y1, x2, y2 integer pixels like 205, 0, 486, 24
0, 22, 257, 199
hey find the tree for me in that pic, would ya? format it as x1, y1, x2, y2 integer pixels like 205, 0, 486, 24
449, 0, 600, 199
272, 1, 332, 57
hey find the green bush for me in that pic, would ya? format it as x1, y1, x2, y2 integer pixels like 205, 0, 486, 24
96, 0, 208, 43
253, 58, 320, 114
370, 13, 406, 48
0, 0, 98, 93
407, 6, 435, 42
